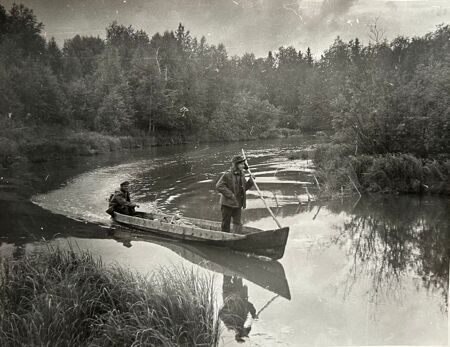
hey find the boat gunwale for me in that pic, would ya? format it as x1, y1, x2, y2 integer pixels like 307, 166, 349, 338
136, 211, 270, 235
113, 212, 248, 241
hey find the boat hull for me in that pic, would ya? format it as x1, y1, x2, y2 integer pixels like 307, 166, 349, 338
218, 227, 290, 260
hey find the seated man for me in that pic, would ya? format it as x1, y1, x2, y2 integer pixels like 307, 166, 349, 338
106, 181, 138, 216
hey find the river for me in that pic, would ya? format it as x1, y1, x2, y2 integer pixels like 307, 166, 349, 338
1, 137, 449, 346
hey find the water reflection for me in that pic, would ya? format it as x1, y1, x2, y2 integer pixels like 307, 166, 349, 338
329, 196, 450, 308
110, 229, 291, 299
13, 138, 449, 345
219, 275, 258, 343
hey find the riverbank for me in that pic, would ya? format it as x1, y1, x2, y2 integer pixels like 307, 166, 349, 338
311, 144, 450, 196
0, 246, 219, 346
0, 124, 301, 168
0, 126, 186, 168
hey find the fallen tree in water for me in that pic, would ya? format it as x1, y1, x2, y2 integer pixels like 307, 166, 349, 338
0, 246, 219, 347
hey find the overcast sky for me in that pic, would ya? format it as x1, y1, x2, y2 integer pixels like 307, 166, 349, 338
4, 0, 450, 57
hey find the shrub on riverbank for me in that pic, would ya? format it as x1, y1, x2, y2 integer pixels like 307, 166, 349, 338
314, 144, 450, 195
21, 131, 147, 162
287, 149, 315, 160
0, 247, 219, 346
0, 123, 151, 166
0, 137, 19, 168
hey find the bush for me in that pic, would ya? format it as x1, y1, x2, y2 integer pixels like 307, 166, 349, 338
14, 130, 149, 162
314, 144, 450, 195
287, 149, 313, 160
258, 128, 283, 139
0, 136, 19, 167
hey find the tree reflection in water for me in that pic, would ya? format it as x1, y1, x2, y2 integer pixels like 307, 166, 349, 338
328, 196, 449, 309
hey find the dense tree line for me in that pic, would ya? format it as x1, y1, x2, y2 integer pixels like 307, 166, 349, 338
1, 4, 449, 157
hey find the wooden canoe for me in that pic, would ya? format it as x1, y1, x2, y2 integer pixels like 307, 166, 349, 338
112, 211, 289, 260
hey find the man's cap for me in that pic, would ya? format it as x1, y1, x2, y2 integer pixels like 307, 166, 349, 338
232, 155, 246, 165
120, 181, 130, 186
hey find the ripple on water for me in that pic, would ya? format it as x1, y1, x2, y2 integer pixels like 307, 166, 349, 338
32, 160, 157, 224
28, 140, 449, 347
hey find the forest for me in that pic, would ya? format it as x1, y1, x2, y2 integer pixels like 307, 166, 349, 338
0, 4, 449, 193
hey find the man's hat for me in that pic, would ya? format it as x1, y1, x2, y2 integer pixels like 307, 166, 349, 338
231, 155, 246, 165
120, 181, 130, 187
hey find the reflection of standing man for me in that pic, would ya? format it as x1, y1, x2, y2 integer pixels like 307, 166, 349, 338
216, 155, 253, 233
219, 275, 258, 343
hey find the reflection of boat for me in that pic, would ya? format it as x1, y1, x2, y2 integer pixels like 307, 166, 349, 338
111, 228, 291, 300
113, 211, 289, 260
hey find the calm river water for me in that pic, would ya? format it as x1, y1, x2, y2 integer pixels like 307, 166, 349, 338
1, 138, 449, 346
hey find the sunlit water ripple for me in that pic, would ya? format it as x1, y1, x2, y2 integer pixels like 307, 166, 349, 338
20, 139, 450, 346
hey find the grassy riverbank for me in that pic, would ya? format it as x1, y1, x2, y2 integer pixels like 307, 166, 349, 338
0, 246, 219, 347
311, 144, 450, 195
0, 124, 190, 167
0, 123, 301, 168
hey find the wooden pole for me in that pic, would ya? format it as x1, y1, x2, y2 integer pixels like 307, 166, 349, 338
304, 186, 312, 202
273, 192, 279, 207
242, 149, 282, 229
256, 294, 279, 318
313, 174, 321, 191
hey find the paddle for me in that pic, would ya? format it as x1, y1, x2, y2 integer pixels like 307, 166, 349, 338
241, 149, 282, 229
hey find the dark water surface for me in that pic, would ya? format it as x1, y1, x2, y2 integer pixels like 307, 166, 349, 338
1, 138, 449, 346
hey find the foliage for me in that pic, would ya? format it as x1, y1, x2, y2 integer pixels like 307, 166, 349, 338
314, 144, 450, 194
0, 3, 449, 166
0, 246, 219, 347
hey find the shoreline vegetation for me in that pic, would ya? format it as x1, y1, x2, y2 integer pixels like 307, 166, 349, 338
0, 124, 300, 166
313, 145, 450, 196
303, 145, 449, 196
288, 144, 450, 196
1, 4, 449, 194
0, 246, 219, 347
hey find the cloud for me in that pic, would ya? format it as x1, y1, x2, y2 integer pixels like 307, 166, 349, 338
2, 0, 449, 57
320, 0, 359, 17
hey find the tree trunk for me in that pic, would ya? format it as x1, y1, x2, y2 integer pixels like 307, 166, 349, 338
147, 112, 156, 134
148, 87, 153, 134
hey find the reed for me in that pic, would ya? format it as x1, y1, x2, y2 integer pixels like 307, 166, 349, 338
313, 144, 450, 195
287, 149, 314, 161
0, 245, 219, 347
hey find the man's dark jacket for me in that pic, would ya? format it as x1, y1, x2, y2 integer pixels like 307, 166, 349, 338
106, 189, 133, 215
216, 168, 253, 208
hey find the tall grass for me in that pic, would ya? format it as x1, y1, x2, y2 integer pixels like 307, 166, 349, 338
0, 246, 219, 347
313, 144, 450, 195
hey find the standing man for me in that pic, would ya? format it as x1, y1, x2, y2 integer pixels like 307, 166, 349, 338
106, 181, 138, 216
216, 155, 254, 233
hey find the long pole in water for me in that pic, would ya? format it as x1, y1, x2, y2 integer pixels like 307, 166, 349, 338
242, 149, 282, 229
